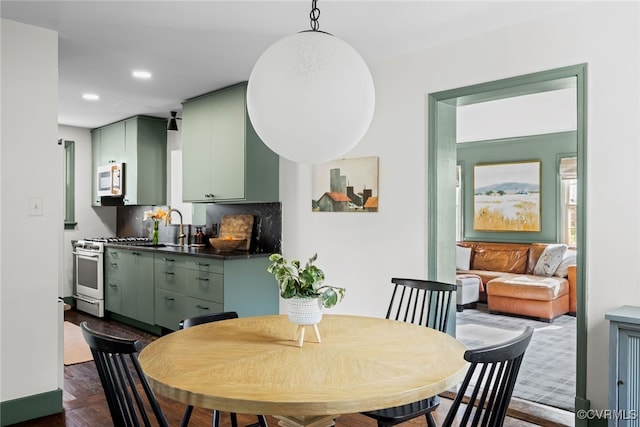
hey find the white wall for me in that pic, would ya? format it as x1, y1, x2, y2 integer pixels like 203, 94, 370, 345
166, 127, 193, 223
0, 19, 61, 402
58, 125, 117, 297
279, 2, 640, 410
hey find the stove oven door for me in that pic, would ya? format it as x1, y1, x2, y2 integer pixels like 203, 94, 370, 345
73, 250, 105, 317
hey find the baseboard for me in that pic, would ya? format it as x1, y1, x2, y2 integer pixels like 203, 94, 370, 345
0, 389, 63, 426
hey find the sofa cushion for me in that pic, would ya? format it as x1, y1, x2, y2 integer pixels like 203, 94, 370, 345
526, 243, 548, 274
472, 247, 529, 274
462, 270, 517, 286
456, 245, 472, 270
533, 244, 567, 277
487, 275, 569, 301
554, 249, 577, 278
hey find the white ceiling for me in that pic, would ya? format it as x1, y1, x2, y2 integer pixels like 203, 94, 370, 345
1, 0, 578, 129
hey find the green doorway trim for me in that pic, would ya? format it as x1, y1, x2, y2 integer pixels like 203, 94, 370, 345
427, 63, 588, 425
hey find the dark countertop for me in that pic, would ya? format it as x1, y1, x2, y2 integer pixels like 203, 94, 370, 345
104, 242, 272, 260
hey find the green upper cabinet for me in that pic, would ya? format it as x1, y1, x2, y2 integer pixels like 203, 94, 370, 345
91, 116, 167, 206
182, 82, 279, 203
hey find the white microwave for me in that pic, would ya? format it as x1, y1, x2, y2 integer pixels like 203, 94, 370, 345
97, 163, 125, 197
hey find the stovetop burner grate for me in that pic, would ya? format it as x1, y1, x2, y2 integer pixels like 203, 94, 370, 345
85, 237, 151, 244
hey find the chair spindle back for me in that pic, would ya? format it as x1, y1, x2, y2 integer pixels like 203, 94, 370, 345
386, 278, 457, 332
443, 326, 534, 427
80, 321, 169, 427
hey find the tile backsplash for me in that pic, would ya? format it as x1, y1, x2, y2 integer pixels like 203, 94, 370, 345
116, 203, 281, 254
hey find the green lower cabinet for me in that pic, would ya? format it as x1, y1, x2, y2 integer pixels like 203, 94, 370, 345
186, 270, 224, 303
105, 278, 122, 312
155, 289, 185, 330
185, 297, 224, 319
154, 264, 187, 294
107, 249, 277, 332
104, 248, 154, 324
154, 255, 277, 331
222, 257, 278, 318
126, 251, 155, 324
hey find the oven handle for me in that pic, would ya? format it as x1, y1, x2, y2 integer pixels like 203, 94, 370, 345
73, 294, 100, 305
72, 251, 101, 258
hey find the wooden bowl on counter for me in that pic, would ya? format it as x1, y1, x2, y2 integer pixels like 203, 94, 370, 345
209, 237, 246, 252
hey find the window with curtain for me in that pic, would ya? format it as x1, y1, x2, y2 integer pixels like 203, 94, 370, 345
559, 157, 577, 246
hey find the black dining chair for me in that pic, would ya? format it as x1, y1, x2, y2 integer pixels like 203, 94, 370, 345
178, 311, 268, 427
442, 326, 534, 426
80, 321, 170, 427
361, 278, 457, 427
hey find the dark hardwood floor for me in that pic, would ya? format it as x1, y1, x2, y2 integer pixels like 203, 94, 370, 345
13, 309, 551, 427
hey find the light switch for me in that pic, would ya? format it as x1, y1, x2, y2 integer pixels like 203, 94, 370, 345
28, 197, 43, 216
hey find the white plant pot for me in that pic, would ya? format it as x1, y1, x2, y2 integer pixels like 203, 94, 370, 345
287, 296, 323, 326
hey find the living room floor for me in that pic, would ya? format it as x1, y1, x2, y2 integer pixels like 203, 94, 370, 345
456, 303, 576, 414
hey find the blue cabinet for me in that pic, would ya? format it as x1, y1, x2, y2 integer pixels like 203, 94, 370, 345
606, 306, 640, 426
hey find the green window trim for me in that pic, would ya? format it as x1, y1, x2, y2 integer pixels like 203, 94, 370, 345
63, 140, 76, 229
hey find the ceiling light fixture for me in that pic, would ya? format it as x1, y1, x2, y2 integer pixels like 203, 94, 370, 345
167, 111, 181, 131
82, 93, 100, 101
132, 70, 152, 79
246, 0, 375, 164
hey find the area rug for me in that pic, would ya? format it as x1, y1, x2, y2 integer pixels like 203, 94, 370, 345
64, 321, 93, 365
455, 306, 576, 412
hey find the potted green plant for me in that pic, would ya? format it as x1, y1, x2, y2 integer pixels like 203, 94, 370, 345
267, 252, 346, 309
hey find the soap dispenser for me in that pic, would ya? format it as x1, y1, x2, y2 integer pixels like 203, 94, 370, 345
193, 227, 204, 247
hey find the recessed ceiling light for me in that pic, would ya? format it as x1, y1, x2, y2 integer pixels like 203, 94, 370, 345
82, 93, 100, 101
132, 70, 152, 79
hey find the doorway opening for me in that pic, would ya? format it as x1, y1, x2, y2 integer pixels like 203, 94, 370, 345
427, 64, 587, 422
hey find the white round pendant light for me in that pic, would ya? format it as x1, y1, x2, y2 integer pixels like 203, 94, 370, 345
247, 2, 375, 164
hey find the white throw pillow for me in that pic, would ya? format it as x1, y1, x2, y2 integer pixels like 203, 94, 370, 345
456, 245, 472, 271
554, 249, 577, 277
534, 244, 567, 277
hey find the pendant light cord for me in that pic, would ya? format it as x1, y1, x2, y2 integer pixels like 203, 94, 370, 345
309, 0, 320, 31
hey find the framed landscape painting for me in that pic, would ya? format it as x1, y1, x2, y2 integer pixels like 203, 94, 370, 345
473, 161, 541, 232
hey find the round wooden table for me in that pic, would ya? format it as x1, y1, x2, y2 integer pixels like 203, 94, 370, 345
139, 314, 467, 427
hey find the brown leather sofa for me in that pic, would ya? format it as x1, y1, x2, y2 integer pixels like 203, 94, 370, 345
456, 241, 577, 322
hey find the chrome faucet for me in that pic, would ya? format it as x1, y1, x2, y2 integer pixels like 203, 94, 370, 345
165, 207, 186, 246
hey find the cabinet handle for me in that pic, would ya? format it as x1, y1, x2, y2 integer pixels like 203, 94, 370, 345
197, 277, 209, 282
163, 258, 175, 262
196, 305, 209, 310
163, 296, 175, 301
109, 284, 118, 288
618, 379, 625, 386
132, 251, 140, 256
164, 271, 174, 275
196, 262, 209, 267
205, 193, 215, 198
110, 262, 118, 268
